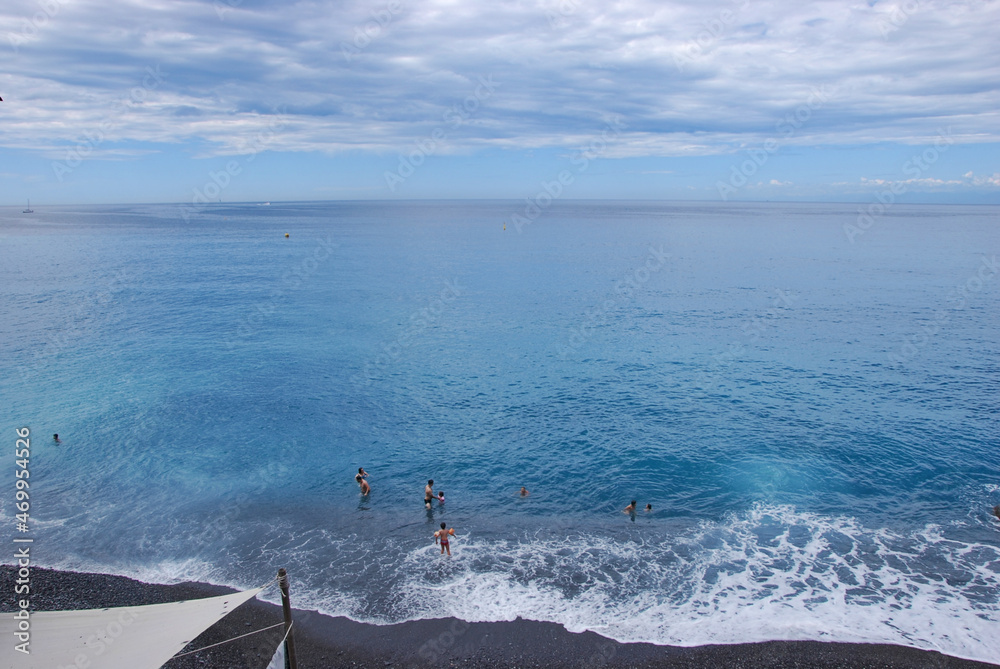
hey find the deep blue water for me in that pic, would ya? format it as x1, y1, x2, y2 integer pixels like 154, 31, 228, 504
2, 201, 999, 661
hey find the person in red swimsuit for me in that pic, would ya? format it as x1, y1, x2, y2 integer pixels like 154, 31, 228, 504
434, 522, 455, 555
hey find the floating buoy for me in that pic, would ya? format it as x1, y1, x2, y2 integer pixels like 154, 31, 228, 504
285, 233, 289, 238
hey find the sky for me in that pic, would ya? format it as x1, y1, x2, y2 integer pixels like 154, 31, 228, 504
1, 0, 999, 206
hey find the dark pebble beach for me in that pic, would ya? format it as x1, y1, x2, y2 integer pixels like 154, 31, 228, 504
3, 565, 996, 669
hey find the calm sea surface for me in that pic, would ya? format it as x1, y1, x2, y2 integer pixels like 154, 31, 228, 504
2, 201, 998, 662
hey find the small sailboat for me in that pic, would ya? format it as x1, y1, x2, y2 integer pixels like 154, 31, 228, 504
22, 199, 33, 213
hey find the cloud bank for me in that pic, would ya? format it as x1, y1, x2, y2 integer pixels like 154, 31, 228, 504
2, 0, 999, 165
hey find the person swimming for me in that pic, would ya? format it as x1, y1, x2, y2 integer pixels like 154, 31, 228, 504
437, 491, 445, 504
645, 503, 652, 512
624, 500, 637, 514
992, 505, 1000, 522
53, 434, 61, 443
355, 467, 368, 484
519, 486, 530, 496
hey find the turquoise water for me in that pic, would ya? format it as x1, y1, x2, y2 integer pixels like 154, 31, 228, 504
2, 201, 999, 661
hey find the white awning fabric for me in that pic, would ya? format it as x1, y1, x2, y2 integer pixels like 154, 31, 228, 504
264, 636, 286, 669
4, 587, 264, 669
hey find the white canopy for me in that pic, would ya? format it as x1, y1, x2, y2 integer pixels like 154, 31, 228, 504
4, 587, 264, 669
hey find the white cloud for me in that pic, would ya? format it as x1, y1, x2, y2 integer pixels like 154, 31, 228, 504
1, 0, 999, 160
844, 173, 1000, 191
962, 171, 1000, 187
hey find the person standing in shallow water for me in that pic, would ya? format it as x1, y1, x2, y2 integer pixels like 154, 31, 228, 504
435, 522, 455, 555
356, 468, 370, 495
425, 480, 435, 508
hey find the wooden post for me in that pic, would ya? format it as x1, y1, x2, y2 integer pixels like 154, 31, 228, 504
277, 568, 298, 669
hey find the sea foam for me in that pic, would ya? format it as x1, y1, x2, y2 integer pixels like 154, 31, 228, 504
378, 505, 1000, 664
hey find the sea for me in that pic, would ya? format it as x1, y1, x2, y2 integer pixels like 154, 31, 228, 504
2, 200, 999, 663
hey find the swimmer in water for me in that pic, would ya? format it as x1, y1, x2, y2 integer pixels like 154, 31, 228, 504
425, 480, 434, 508
437, 491, 445, 504
355, 467, 368, 485
53, 434, 61, 443
520, 486, 530, 496
623, 500, 637, 514
992, 505, 1000, 522
434, 522, 455, 555
360, 478, 370, 495
645, 503, 652, 512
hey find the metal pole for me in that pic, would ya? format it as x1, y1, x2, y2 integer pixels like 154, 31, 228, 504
277, 568, 298, 669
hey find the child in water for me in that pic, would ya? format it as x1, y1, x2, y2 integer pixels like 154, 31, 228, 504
437, 491, 445, 504
434, 522, 455, 555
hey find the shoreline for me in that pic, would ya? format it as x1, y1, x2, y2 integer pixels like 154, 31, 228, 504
3, 565, 997, 668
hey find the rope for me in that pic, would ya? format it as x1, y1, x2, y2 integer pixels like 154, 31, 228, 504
275, 620, 294, 648
171, 621, 288, 659
172, 576, 288, 660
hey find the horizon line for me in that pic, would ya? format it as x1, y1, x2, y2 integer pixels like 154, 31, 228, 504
3, 197, 1000, 209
